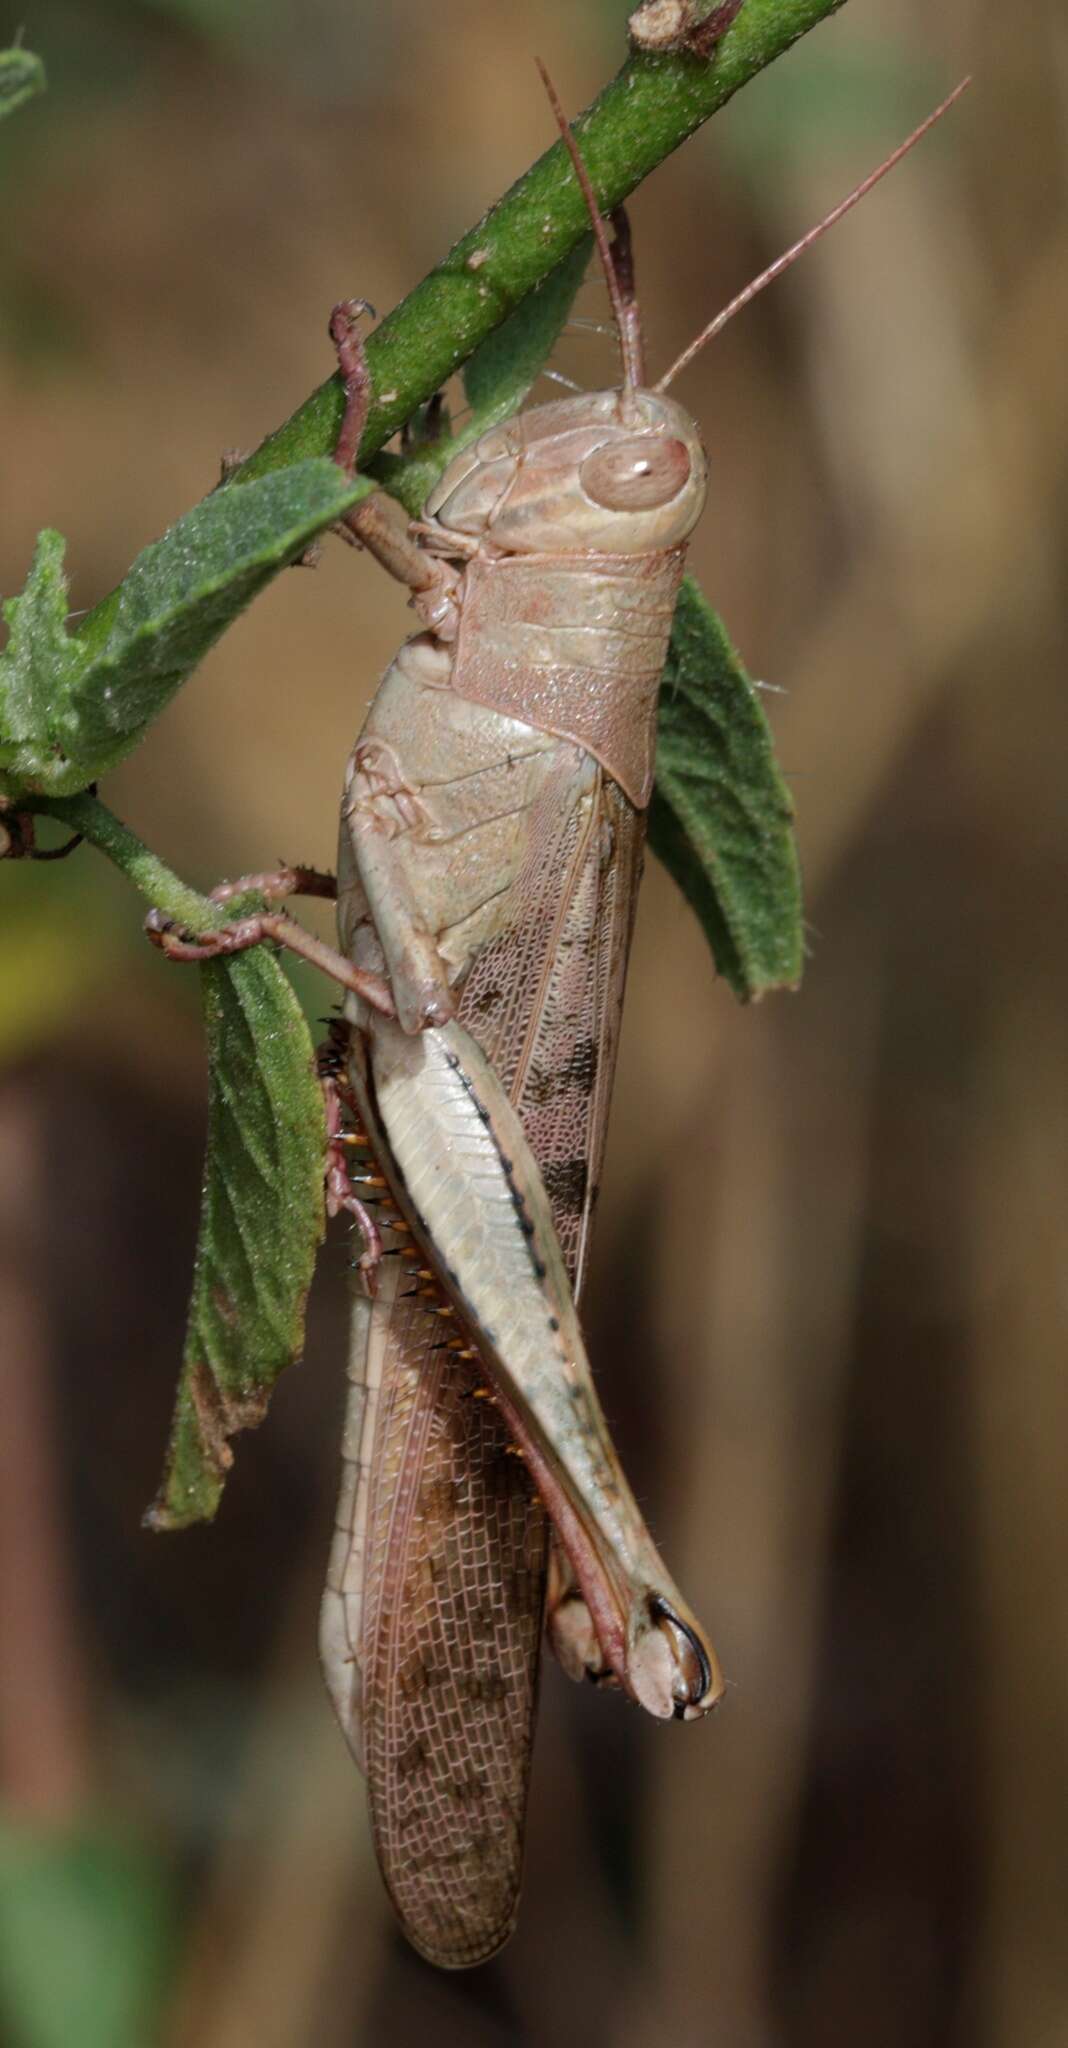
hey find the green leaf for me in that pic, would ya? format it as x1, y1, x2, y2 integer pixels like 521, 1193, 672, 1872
146, 943, 327, 1529
0, 48, 45, 121
0, 460, 363, 802
369, 237, 591, 518
649, 575, 803, 1001
0, 794, 327, 1527
0, 1819, 172, 2048
0, 532, 81, 781
461, 234, 592, 421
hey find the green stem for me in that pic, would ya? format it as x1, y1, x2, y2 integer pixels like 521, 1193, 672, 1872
72, 0, 846, 660
29, 794, 220, 934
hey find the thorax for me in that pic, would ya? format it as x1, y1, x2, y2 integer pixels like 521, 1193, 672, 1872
445, 545, 686, 810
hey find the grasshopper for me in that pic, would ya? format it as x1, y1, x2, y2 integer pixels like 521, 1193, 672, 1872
151, 69, 968, 1968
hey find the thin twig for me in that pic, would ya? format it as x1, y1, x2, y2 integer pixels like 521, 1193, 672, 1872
69, 0, 847, 662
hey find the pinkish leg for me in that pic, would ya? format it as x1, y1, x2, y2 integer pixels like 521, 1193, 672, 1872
686, 0, 745, 57
326, 298, 462, 635
208, 863, 337, 910
1, 801, 87, 863
329, 297, 376, 480
0, 809, 37, 860
317, 1023, 382, 1292
143, 867, 395, 1017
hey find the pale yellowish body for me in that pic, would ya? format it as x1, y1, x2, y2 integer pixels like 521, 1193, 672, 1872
319, 390, 721, 1967
135, 66, 965, 1973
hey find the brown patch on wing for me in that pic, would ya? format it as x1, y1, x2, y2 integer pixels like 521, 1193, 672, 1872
356, 754, 643, 1966
461, 764, 644, 1286
358, 1288, 545, 1969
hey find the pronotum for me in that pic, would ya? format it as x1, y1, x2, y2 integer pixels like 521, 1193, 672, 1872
150, 64, 968, 1968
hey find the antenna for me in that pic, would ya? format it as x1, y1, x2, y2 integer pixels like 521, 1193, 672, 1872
535, 57, 644, 400
656, 77, 972, 393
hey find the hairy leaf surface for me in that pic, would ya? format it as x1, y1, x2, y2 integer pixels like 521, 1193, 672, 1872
147, 944, 326, 1529
650, 575, 803, 1000
0, 461, 362, 801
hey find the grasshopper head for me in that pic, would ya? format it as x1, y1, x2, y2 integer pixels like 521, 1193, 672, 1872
425, 387, 707, 557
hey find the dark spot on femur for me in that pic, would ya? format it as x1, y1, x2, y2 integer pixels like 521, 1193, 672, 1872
541, 1157, 589, 1213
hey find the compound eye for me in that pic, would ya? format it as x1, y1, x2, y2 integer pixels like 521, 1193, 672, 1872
578, 434, 692, 511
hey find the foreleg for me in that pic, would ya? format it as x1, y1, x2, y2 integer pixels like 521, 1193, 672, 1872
144, 864, 395, 1016
328, 298, 461, 637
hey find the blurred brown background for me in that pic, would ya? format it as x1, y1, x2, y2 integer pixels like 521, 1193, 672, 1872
1, 2, 1064, 2044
